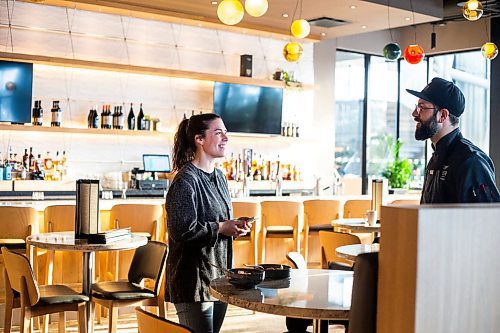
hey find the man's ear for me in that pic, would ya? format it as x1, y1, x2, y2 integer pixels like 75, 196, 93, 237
438, 108, 450, 123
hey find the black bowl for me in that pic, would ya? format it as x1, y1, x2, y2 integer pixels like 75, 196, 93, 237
259, 264, 291, 279
226, 268, 265, 289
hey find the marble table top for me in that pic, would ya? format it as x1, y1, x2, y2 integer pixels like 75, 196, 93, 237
336, 244, 380, 261
331, 218, 381, 232
210, 269, 352, 320
27, 232, 147, 252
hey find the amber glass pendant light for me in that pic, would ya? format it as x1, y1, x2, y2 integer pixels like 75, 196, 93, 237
283, 42, 303, 62
463, 0, 484, 21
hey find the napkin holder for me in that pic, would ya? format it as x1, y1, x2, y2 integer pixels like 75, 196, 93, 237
75, 179, 100, 239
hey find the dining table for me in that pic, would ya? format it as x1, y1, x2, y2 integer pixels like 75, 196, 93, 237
331, 218, 381, 235
27, 231, 148, 333
336, 243, 380, 261
210, 269, 353, 333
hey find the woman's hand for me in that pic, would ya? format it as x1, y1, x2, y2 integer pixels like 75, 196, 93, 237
218, 220, 246, 238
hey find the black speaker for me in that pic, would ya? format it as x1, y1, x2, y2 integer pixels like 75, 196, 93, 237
240, 54, 253, 77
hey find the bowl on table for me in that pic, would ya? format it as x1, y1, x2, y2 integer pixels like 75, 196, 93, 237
258, 264, 291, 280
226, 268, 265, 289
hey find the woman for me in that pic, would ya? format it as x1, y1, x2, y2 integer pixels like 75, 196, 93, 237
165, 113, 250, 333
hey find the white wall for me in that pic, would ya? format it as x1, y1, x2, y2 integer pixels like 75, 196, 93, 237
0, 1, 319, 185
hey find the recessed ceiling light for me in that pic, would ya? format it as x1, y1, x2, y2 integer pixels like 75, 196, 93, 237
350, 5, 356, 9
211, 1, 218, 4
405, 17, 411, 21
282, 13, 289, 18
198, 23, 203, 27
361, 25, 367, 29
320, 32, 326, 36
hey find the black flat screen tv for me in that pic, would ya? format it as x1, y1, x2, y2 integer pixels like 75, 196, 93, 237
213, 82, 283, 135
0, 61, 33, 124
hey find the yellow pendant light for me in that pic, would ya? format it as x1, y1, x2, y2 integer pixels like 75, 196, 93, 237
463, 0, 483, 21
283, 42, 303, 62
244, 0, 268, 17
217, 0, 244, 25
482, 42, 498, 60
291, 19, 310, 39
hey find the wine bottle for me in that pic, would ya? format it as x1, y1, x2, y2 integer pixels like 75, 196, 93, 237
28, 147, 35, 173
92, 106, 99, 129
22, 148, 29, 170
137, 103, 145, 130
117, 106, 124, 130
36, 100, 43, 126
127, 103, 135, 130
87, 108, 94, 128
32, 100, 39, 126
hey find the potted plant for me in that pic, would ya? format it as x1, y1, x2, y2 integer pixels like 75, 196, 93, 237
382, 137, 412, 192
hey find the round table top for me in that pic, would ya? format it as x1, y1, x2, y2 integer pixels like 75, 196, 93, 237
331, 218, 381, 232
210, 269, 351, 320
26, 232, 148, 252
335, 244, 380, 261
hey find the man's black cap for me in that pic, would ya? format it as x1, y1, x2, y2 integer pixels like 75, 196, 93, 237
406, 77, 465, 117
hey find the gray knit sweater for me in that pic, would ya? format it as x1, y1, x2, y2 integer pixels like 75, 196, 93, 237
164, 162, 233, 303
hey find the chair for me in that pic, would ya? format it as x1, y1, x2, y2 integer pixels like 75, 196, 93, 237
0, 206, 38, 328
318, 231, 361, 268
231, 201, 260, 266
91, 241, 167, 333
348, 252, 379, 333
390, 199, 420, 205
260, 201, 303, 264
2, 247, 87, 333
286, 251, 307, 270
303, 199, 341, 266
108, 204, 164, 281
342, 199, 371, 218
136, 307, 194, 333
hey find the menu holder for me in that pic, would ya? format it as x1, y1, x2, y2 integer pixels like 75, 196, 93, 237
75, 179, 100, 239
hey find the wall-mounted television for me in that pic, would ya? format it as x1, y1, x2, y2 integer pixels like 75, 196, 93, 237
213, 82, 283, 135
0, 61, 33, 124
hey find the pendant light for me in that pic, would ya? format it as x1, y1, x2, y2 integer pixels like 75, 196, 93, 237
463, 0, 484, 21
290, 0, 310, 39
244, 0, 268, 17
404, 44, 425, 64
217, 0, 244, 25
283, 42, 303, 62
482, 42, 498, 59
382, 0, 401, 61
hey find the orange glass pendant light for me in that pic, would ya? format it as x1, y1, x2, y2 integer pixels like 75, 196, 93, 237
482, 42, 498, 60
244, 0, 268, 17
283, 42, 303, 62
217, 0, 244, 25
404, 44, 425, 64
291, 19, 310, 39
463, 0, 483, 21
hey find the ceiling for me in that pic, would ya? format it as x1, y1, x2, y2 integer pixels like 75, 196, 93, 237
23, 0, 447, 41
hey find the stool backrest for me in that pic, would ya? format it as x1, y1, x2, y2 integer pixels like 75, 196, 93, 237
261, 201, 303, 231
110, 204, 163, 240
44, 205, 75, 232
303, 199, 341, 226
343, 200, 371, 218
0, 207, 38, 239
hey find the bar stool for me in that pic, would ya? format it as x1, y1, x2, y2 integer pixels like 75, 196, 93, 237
231, 201, 260, 266
342, 199, 373, 244
260, 201, 303, 264
303, 199, 341, 267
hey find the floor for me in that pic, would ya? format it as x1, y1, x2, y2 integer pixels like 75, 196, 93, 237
6, 305, 346, 333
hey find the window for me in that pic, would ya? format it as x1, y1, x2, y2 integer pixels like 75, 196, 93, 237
334, 51, 365, 179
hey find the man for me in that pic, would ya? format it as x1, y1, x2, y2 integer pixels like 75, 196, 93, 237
407, 77, 500, 203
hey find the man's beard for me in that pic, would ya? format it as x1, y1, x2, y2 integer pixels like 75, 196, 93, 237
415, 115, 439, 141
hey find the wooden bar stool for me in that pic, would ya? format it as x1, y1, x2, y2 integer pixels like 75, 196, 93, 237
260, 201, 303, 264
231, 201, 260, 266
303, 199, 341, 267
342, 199, 373, 244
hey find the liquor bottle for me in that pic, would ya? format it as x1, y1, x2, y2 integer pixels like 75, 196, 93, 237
32, 100, 39, 126
127, 103, 135, 130
117, 106, 124, 130
281, 122, 286, 136
137, 103, 145, 130
22, 149, 29, 170
286, 123, 292, 137
51, 101, 61, 127
295, 124, 300, 137
28, 147, 35, 173
112, 106, 118, 129
100, 105, 106, 129
44, 152, 53, 180
52, 151, 61, 181
105, 105, 112, 129
35, 154, 44, 174
61, 150, 67, 177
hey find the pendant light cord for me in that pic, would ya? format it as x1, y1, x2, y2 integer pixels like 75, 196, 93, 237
5, 0, 15, 52
409, 0, 417, 43
387, 0, 394, 42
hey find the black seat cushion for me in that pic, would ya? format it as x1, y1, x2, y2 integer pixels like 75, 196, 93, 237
92, 281, 155, 300
38, 285, 89, 305
309, 224, 333, 232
